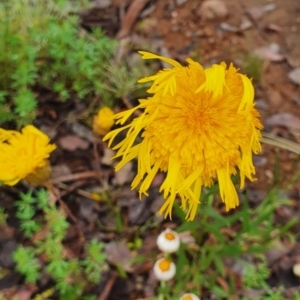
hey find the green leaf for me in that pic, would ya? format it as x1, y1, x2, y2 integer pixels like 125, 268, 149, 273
14, 89, 37, 116
13, 246, 40, 283
47, 259, 69, 279
20, 219, 41, 238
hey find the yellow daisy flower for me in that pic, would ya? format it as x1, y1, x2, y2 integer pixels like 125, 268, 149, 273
103, 51, 263, 220
0, 125, 56, 186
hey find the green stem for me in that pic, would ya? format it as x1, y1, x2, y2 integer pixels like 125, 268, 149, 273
158, 281, 166, 300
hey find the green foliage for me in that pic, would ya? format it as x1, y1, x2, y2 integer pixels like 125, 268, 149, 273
81, 239, 107, 283
156, 187, 297, 299
0, 0, 116, 126
0, 208, 8, 225
242, 258, 285, 300
15, 191, 41, 237
242, 53, 264, 83
13, 246, 41, 283
243, 257, 270, 289
13, 189, 107, 299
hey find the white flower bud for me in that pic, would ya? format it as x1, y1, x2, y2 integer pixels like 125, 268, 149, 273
179, 293, 201, 300
293, 263, 300, 277
153, 258, 176, 281
157, 228, 180, 253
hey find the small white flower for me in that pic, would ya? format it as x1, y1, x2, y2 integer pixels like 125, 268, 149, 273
179, 293, 201, 300
153, 258, 176, 281
157, 228, 180, 253
293, 263, 300, 277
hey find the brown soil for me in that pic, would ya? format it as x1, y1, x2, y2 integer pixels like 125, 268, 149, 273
1, 0, 300, 299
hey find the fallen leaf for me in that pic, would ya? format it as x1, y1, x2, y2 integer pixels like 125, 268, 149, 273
77, 197, 98, 222
288, 68, 300, 85
101, 148, 115, 166
266, 23, 284, 32
176, 0, 188, 5
128, 197, 147, 224
265, 240, 292, 265
219, 22, 239, 33
266, 113, 300, 130
105, 240, 133, 272
51, 164, 72, 179
58, 135, 90, 151
69, 121, 95, 143
246, 6, 263, 21
40, 125, 57, 139
266, 89, 282, 108
198, 0, 229, 20
93, 0, 111, 9
112, 161, 133, 185
254, 43, 285, 62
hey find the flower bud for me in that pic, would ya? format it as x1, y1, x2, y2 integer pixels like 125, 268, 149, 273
293, 263, 300, 277
93, 107, 115, 136
153, 258, 176, 281
157, 228, 180, 253
180, 293, 201, 300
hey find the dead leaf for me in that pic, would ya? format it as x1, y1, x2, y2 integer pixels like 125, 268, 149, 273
69, 122, 95, 143
254, 43, 285, 62
112, 161, 133, 185
93, 0, 111, 9
58, 135, 90, 151
105, 240, 134, 272
265, 241, 293, 265
51, 164, 72, 179
288, 68, 300, 85
101, 148, 115, 166
198, 0, 229, 20
40, 125, 57, 139
219, 22, 239, 33
266, 23, 284, 32
266, 113, 300, 130
246, 6, 264, 21
176, 0, 188, 5
128, 197, 146, 224
266, 89, 282, 108
246, 4, 276, 21
117, 0, 150, 38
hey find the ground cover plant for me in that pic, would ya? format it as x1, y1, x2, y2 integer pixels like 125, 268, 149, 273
0, 0, 116, 126
0, 0, 300, 300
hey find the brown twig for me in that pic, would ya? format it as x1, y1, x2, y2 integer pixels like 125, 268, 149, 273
44, 181, 78, 223
93, 135, 105, 187
51, 171, 101, 184
116, 0, 150, 39
97, 272, 118, 300
121, 96, 142, 117
57, 181, 103, 202
57, 181, 86, 197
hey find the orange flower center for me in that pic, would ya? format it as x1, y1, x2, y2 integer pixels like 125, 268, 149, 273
158, 259, 171, 272
165, 232, 175, 241
181, 296, 193, 300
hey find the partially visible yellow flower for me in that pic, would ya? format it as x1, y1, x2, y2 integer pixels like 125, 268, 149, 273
0, 125, 56, 186
93, 107, 115, 136
103, 51, 263, 220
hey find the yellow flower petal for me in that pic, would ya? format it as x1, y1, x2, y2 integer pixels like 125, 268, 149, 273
196, 63, 227, 97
